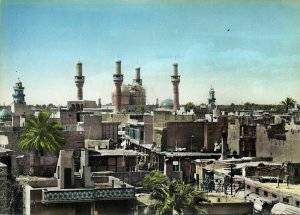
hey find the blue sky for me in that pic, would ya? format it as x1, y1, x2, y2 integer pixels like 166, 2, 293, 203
1, 0, 300, 106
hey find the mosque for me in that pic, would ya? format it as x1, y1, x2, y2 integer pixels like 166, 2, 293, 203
112, 60, 182, 112
112, 60, 146, 112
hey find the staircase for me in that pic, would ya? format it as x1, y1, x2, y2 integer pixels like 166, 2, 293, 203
74, 172, 84, 188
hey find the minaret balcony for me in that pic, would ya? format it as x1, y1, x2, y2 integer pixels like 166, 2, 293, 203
171, 75, 180, 82
74, 76, 85, 81
113, 74, 123, 82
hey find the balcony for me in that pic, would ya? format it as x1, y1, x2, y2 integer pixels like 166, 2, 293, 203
42, 176, 135, 203
113, 74, 123, 82
171, 75, 180, 82
42, 187, 135, 203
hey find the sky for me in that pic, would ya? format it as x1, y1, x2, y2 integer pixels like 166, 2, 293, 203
1, 0, 300, 106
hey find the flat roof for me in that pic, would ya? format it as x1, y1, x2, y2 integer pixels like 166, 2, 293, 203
158, 151, 221, 158
0, 147, 13, 154
207, 194, 246, 203
89, 149, 148, 157
246, 178, 300, 196
235, 161, 282, 169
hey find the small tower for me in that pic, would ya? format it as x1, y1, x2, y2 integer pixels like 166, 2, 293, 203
74, 62, 85, 100
133, 66, 142, 86
113, 60, 123, 112
208, 87, 216, 109
12, 79, 25, 104
171, 63, 180, 110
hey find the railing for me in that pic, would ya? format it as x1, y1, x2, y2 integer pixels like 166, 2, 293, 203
42, 187, 135, 203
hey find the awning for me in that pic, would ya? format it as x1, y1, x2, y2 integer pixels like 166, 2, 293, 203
271, 203, 300, 214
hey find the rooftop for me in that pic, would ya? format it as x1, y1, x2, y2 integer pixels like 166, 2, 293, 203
207, 194, 246, 203
246, 178, 300, 196
89, 148, 148, 157
0, 147, 13, 155
158, 151, 221, 158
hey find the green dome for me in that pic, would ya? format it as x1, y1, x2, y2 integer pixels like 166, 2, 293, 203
0, 108, 12, 121
160, 98, 173, 109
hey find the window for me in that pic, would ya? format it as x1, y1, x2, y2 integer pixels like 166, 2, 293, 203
247, 185, 250, 189
272, 194, 277, 198
173, 160, 179, 171
264, 191, 268, 197
255, 188, 259, 194
283, 198, 289, 204
296, 201, 300, 207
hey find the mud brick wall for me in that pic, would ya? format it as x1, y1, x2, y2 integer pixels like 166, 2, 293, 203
144, 115, 153, 144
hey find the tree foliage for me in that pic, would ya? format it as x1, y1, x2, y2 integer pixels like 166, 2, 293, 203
149, 181, 206, 215
280, 97, 296, 113
142, 170, 168, 192
185, 102, 195, 112
17, 112, 65, 153
136, 105, 145, 113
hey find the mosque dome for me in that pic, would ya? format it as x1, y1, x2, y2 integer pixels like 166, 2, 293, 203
112, 84, 130, 96
160, 98, 173, 109
131, 83, 145, 94
121, 85, 130, 96
0, 108, 12, 121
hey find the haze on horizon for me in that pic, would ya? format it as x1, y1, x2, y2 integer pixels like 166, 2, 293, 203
1, 0, 300, 107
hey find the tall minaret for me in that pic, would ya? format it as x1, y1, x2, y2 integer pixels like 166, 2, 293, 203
133, 66, 142, 85
113, 60, 123, 112
74, 62, 85, 100
171, 63, 180, 110
12, 79, 25, 104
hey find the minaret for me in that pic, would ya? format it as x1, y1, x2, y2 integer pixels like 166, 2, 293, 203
74, 62, 85, 100
208, 87, 216, 109
171, 63, 180, 110
113, 60, 123, 112
12, 79, 25, 104
133, 66, 142, 85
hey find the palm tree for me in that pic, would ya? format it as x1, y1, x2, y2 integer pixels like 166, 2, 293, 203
149, 181, 206, 215
280, 97, 296, 113
142, 170, 169, 192
17, 112, 65, 154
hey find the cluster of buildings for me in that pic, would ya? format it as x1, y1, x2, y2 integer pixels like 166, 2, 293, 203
0, 60, 300, 215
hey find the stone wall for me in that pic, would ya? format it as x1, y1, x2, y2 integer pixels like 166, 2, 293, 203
162, 119, 227, 152
102, 113, 129, 124
92, 171, 149, 186
0, 129, 21, 154
144, 115, 153, 144
84, 115, 102, 139
101, 122, 119, 143
204, 119, 227, 152
201, 202, 253, 215
63, 131, 85, 149
164, 121, 205, 151
60, 111, 77, 125
227, 120, 240, 155
256, 125, 300, 163
0, 164, 8, 214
